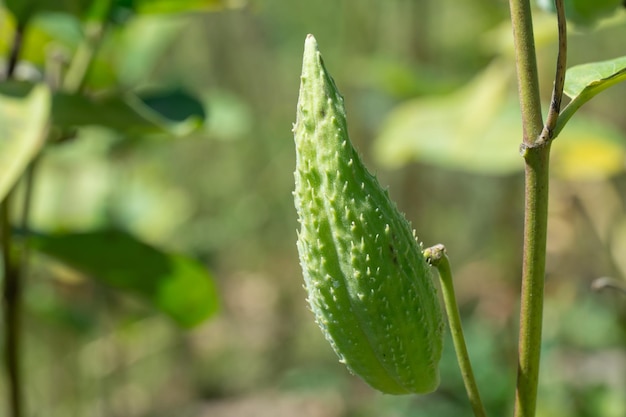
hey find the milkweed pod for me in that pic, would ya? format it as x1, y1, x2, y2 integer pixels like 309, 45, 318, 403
293, 34, 444, 395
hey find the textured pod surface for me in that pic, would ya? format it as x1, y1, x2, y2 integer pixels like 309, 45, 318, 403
293, 35, 444, 395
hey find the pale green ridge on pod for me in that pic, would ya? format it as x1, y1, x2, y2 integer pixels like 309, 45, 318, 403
293, 34, 444, 395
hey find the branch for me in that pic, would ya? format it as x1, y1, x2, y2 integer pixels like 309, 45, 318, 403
537, 0, 567, 145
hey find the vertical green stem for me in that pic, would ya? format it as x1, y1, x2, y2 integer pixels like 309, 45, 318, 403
2, 193, 23, 417
2, 161, 37, 417
515, 144, 550, 417
2, 23, 26, 417
508, 0, 543, 145
5, 24, 25, 80
18, 160, 39, 282
507, 1, 551, 417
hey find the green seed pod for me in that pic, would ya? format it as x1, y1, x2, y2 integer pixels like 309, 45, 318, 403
293, 34, 444, 395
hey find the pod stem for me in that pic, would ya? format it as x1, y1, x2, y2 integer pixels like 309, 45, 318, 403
425, 244, 487, 417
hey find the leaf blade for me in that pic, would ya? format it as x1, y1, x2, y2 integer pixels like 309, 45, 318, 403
373, 61, 524, 176
0, 82, 50, 201
52, 89, 204, 136
563, 55, 626, 99
31, 229, 219, 328
555, 56, 626, 137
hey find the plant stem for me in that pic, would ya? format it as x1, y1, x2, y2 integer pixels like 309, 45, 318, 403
2, 23, 27, 417
424, 245, 487, 417
539, 0, 567, 145
18, 160, 39, 281
1, 160, 39, 417
507, 1, 555, 417
5, 24, 25, 80
2, 192, 23, 417
508, 0, 543, 145
515, 144, 550, 417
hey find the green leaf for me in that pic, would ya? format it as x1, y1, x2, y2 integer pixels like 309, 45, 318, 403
373, 61, 523, 175
138, 89, 205, 123
114, 15, 187, 86
556, 55, 626, 137
31, 229, 219, 328
374, 60, 626, 180
52, 92, 166, 133
536, 0, 623, 27
0, 82, 50, 201
52, 90, 203, 136
0, 12, 81, 75
563, 56, 626, 98
131, 0, 226, 14
4, 0, 97, 25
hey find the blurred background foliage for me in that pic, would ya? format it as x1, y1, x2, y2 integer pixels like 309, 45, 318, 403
0, 0, 625, 416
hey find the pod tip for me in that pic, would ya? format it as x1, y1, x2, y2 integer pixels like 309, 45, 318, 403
304, 34, 318, 51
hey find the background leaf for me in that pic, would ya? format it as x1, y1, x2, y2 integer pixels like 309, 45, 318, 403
130, 0, 227, 14
4, 0, 96, 24
373, 61, 523, 175
52, 89, 204, 136
138, 88, 206, 123
0, 82, 50, 201
113, 14, 188, 87
374, 60, 626, 180
30, 229, 219, 328
536, 0, 624, 27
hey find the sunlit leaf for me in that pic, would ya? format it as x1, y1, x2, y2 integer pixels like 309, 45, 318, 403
31, 229, 219, 328
373, 60, 523, 175
556, 55, 626, 136
374, 60, 626, 179
0, 82, 50, 201
564, 56, 626, 99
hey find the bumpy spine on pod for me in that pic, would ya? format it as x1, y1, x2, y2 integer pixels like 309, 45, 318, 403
293, 34, 443, 395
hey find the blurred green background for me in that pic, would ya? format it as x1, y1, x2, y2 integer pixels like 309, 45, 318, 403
1, 0, 625, 416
